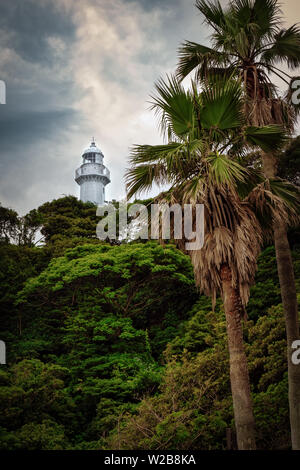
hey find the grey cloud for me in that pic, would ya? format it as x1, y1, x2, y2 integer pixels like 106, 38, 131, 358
0, 108, 78, 154
0, 0, 75, 64
6, 0, 295, 216
0, 0, 82, 213
0, 0, 206, 214
124, 0, 183, 11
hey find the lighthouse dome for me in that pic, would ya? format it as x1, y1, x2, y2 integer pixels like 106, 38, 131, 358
82, 138, 103, 157
75, 136, 111, 206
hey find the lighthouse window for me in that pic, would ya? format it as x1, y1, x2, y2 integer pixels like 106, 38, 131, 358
85, 153, 96, 163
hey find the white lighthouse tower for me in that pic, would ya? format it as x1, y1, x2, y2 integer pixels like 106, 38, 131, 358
75, 138, 110, 205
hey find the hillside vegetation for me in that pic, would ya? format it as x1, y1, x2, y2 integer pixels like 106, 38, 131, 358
0, 197, 299, 449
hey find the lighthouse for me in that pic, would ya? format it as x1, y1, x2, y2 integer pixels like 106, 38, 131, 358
75, 138, 110, 205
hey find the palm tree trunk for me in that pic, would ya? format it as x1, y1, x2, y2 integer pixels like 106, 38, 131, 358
274, 222, 300, 450
262, 152, 300, 449
221, 264, 256, 450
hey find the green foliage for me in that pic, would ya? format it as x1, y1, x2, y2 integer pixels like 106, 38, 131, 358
0, 204, 20, 243
247, 246, 300, 320
2, 0, 300, 451
0, 243, 50, 348
1, 241, 197, 449
278, 135, 300, 185
0, 359, 74, 449
107, 300, 293, 450
0, 197, 299, 450
14, 419, 67, 450
16, 242, 197, 358
36, 195, 99, 243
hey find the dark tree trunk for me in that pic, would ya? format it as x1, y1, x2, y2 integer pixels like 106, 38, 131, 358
274, 222, 300, 450
262, 151, 300, 449
221, 264, 256, 450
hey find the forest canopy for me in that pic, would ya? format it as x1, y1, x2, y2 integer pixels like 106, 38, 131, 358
0, 196, 299, 450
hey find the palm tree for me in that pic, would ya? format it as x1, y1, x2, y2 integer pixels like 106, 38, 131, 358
126, 76, 285, 449
177, 0, 300, 449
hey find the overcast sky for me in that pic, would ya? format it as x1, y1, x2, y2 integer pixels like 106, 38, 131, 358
0, 0, 299, 214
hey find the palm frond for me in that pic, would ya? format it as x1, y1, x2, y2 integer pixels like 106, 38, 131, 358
244, 125, 286, 152
236, 167, 264, 199
200, 76, 244, 130
177, 174, 207, 203
207, 153, 249, 185
127, 139, 206, 200
176, 41, 228, 81
233, 0, 281, 38
252, 0, 282, 37
186, 185, 262, 307
129, 143, 186, 165
150, 75, 195, 139
261, 25, 300, 69
246, 179, 299, 238
196, 0, 226, 31
126, 163, 168, 200
269, 178, 300, 214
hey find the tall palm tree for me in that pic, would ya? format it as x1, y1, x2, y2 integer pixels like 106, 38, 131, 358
177, 0, 300, 449
126, 76, 285, 449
